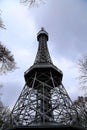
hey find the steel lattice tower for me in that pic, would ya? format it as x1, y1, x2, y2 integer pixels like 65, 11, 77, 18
4, 28, 86, 129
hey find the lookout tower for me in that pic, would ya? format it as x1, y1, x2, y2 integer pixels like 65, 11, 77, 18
4, 28, 86, 130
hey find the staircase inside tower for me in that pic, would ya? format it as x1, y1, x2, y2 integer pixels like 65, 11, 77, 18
2, 28, 86, 130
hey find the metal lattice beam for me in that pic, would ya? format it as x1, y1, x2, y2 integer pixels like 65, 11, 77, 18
8, 70, 78, 127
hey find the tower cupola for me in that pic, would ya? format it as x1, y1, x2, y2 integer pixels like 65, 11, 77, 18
37, 27, 48, 41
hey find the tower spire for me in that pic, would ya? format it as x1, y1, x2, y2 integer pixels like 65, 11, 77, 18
34, 27, 53, 64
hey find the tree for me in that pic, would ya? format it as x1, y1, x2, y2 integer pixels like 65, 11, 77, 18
0, 13, 16, 74
0, 43, 16, 74
20, 0, 44, 7
0, 100, 10, 130
77, 55, 87, 90
0, 11, 5, 29
0, 14, 16, 128
73, 96, 87, 128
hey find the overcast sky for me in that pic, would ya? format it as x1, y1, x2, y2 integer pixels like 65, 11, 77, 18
0, 0, 87, 109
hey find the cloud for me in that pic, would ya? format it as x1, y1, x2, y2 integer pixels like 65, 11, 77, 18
52, 55, 84, 99
0, 81, 23, 109
0, 0, 86, 108
29, 0, 87, 59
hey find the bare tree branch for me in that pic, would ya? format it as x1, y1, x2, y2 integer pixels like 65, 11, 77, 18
0, 42, 16, 74
77, 54, 87, 90
73, 96, 87, 127
20, 0, 45, 7
0, 11, 6, 29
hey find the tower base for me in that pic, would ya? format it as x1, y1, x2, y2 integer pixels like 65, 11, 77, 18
7, 124, 85, 130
